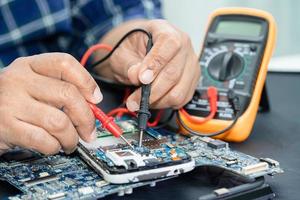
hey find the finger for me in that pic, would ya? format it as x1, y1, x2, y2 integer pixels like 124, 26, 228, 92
126, 87, 142, 112
142, 50, 186, 104
181, 63, 201, 108
150, 55, 199, 109
109, 44, 142, 85
126, 50, 193, 111
127, 62, 141, 85
15, 98, 79, 154
3, 117, 61, 155
26, 53, 102, 104
169, 68, 200, 109
126, 57, 184, 111
138, 32, 182, 84
26, 74, 95, 142
168, 53, 201, 108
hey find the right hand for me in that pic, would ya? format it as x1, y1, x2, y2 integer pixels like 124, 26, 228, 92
0, 53, 102, 155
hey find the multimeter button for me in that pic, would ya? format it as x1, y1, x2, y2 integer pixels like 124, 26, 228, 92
234, 81, 245, 89
218, 101, 229, 108
250, 44, 257, 52
218, 112, 233, 119
198, 99, 208, 106
218, 97, 226, 102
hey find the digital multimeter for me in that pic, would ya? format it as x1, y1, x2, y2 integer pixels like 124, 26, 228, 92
178, 8, 276, 142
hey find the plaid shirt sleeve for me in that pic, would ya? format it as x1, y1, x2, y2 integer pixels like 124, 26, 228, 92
0, 0, 162, 68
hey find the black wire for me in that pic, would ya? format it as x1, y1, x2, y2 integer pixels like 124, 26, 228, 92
87, 28, 152, 71
177, 96, 241, 137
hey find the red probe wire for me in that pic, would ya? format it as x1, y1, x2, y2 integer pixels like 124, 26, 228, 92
179, 86, 218, 124
80, 44, 113, 66
80, 44, 123, 138
147, 109, 164, 127
107, 108, 136, 118
81, 43, 164, 131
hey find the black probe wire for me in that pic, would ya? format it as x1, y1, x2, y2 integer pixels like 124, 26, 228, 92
177, 111, 239, 137
88, 29, 166, 131
87, 28, 152, 71
177, 93, 241, 137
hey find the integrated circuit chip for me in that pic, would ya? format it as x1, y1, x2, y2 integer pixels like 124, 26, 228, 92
207, 139, 227, 149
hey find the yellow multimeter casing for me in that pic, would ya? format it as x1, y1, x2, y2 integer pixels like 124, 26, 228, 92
178, 8, 277, 142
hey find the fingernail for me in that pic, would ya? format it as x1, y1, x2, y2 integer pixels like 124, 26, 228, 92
140, 69, 154, 84
89, 127, 97, 142
127, 101, 139, 112
93, 87, 103, 104
69, 146, 78, 154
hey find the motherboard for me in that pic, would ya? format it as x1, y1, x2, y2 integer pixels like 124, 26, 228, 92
0, 149, 170, 200
77, 120, 194, 183
0, 119, 283, 199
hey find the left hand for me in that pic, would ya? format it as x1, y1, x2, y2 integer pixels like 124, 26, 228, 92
97, 19, 200, 111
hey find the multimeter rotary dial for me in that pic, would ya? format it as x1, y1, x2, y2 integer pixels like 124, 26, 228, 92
207, 50, 244, 81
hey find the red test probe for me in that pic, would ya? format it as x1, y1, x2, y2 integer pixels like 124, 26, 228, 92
80, 44, 133, 149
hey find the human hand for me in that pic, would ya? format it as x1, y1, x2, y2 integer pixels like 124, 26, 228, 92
96, 19, 200, 111
0, 53, 102, 155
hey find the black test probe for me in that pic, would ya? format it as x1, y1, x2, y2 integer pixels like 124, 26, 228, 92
86, 28, 154, 147
138, 34, 153, 147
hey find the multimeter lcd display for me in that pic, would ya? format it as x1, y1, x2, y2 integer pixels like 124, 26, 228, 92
215, 20, 262, 37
